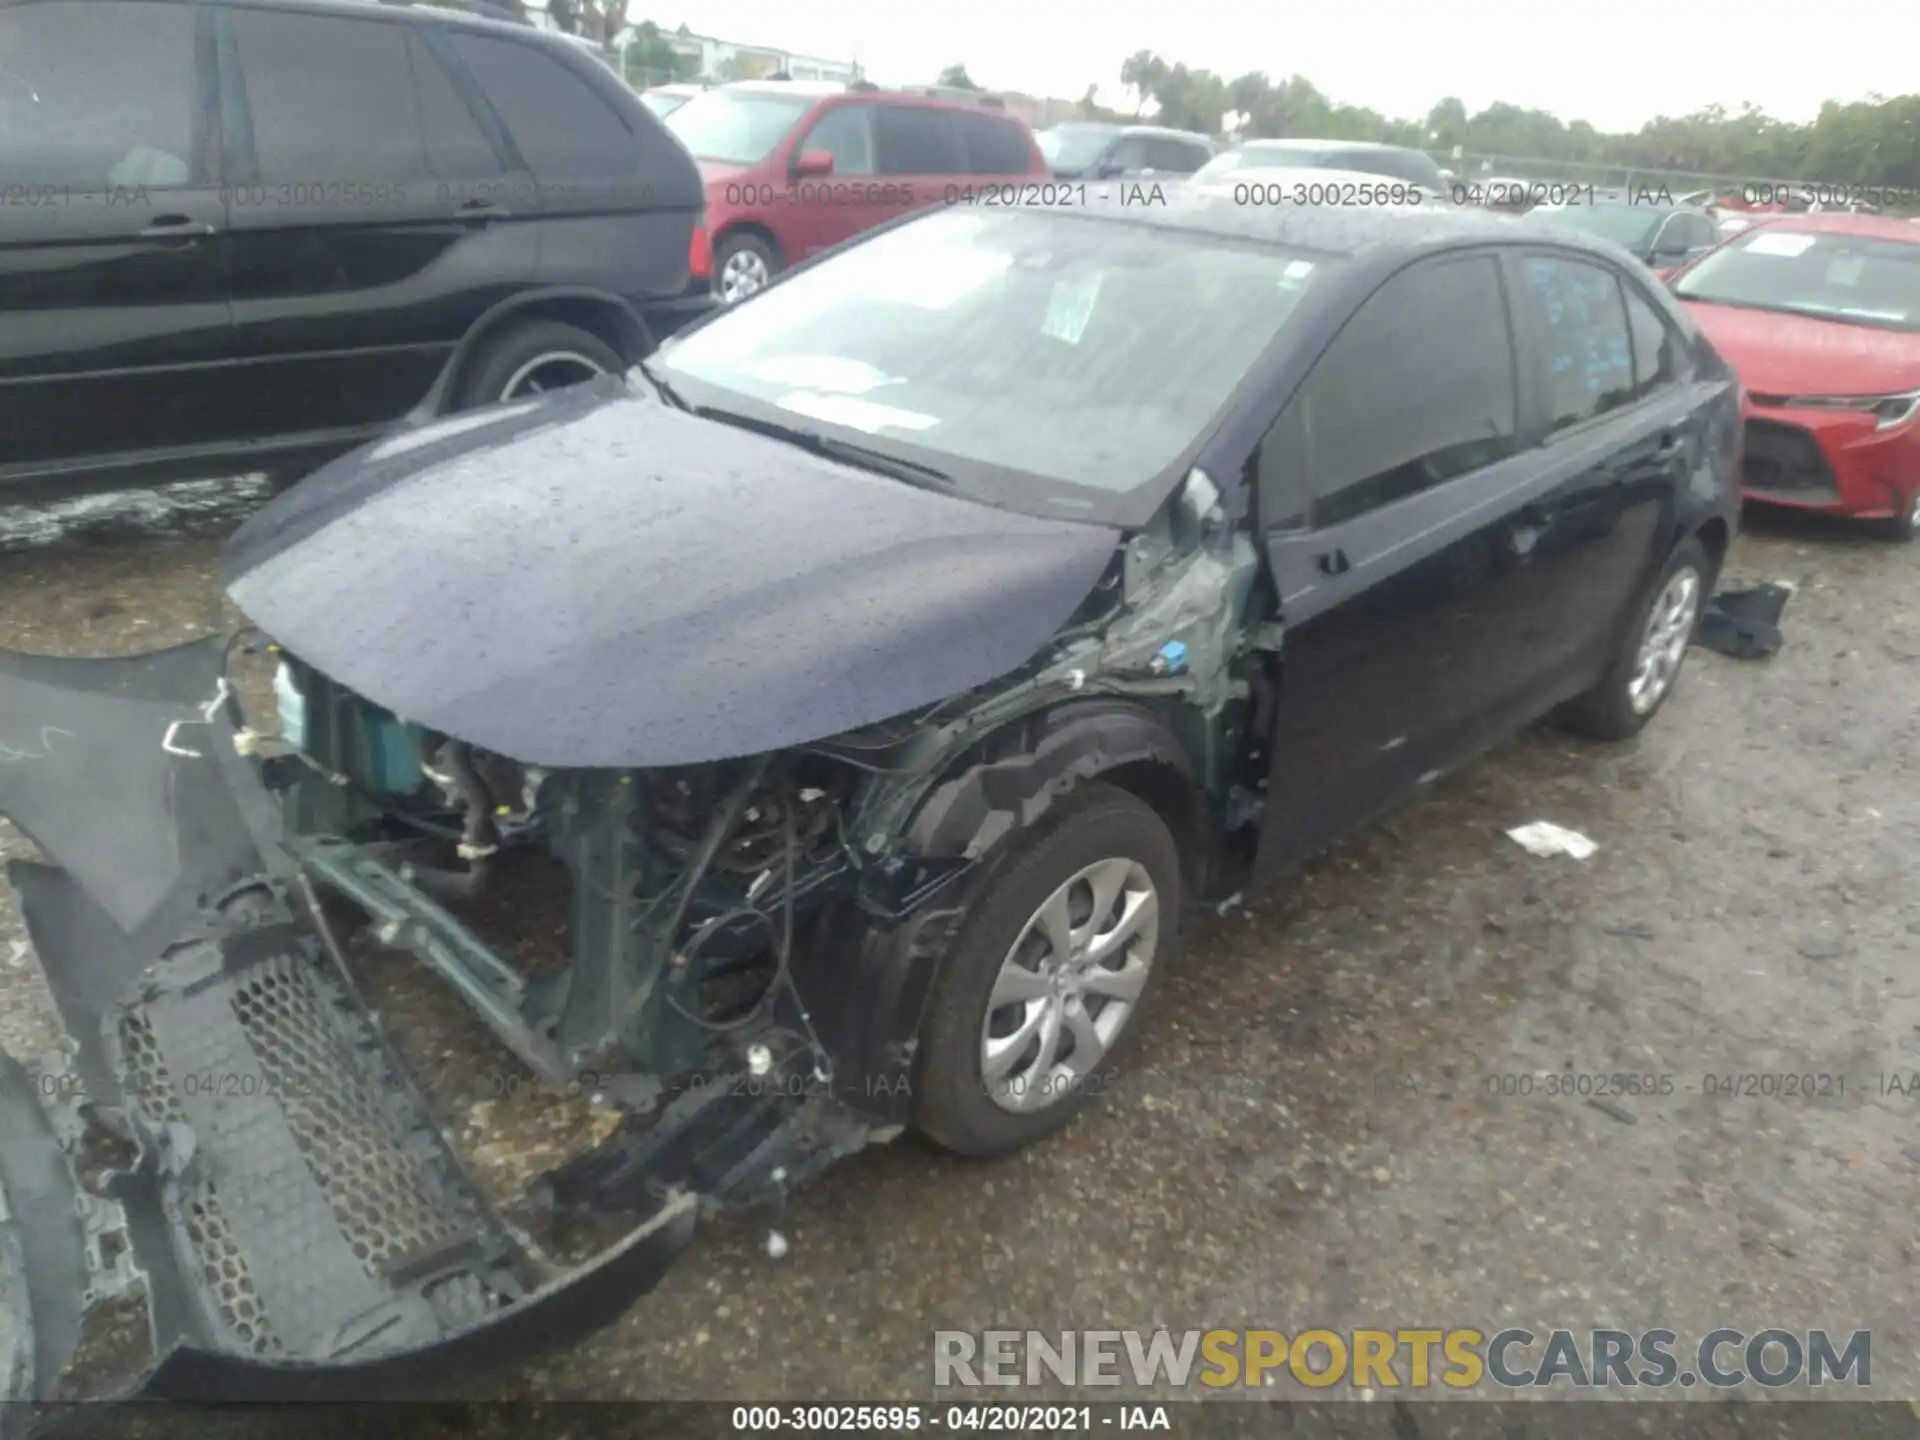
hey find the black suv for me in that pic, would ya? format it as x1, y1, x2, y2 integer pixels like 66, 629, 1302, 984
0, 0, 708, 499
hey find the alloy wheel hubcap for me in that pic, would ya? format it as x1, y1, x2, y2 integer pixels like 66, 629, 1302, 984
719, 249, 770, 302
979, 857, 1159, 1114
1628, 566, 1701, 714
499, 352, 605, 402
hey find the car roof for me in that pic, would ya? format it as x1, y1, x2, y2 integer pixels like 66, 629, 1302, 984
720, 80, 1025, 112
723, 80, 858, 100
1013, 181, 1556, 260
217, 0, 536, 38
1201, 164, 1432, 197
1243, 138, 1418, 154
1735, 212, 1920, 242
1049, 121, 1210, 141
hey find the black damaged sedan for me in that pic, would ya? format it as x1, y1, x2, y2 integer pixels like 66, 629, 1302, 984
0, 194, 1741, 1401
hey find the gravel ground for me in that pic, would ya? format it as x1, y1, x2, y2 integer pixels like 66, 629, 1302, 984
0, 484, 1916, 1415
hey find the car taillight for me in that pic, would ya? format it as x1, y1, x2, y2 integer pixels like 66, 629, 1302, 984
689, 225, 712, 280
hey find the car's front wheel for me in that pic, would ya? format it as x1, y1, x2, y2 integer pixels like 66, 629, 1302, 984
714, 231, 780, 304
1560, 535, 1711, 741
911, 783, 1181, 1158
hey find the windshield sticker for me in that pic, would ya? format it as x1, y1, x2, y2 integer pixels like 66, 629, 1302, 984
774, 390, 940, 434
740, 356, 896, 393
1283, 259, 1316, 280
1042, 272, 1105, 345
1746, 232, 1817, 258
1824, 255, 1865, 287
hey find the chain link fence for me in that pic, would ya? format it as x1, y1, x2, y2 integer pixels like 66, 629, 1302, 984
1426, 151, 1920, 213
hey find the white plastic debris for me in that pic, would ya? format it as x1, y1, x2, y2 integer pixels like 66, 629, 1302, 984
765, 1230, 790, 1260
1506, 821, 1598, 860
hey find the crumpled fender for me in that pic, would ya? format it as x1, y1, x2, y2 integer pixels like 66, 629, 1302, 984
0, 638, 698, 1403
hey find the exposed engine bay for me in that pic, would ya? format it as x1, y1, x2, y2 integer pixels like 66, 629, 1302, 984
0, 448, 1273, 1414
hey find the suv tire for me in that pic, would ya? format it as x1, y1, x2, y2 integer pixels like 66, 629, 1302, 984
911, 783, 1181, 1158
1560, 535, 1713, 741
714, 231, 780, 304
453, 319, 624, 410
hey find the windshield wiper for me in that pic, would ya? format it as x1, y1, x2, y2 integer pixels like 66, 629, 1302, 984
691, 406, 955, 489
636, 359, 691, 411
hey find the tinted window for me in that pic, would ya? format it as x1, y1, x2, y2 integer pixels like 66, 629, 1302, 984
1625, 285, 1679, 398
1144, 137, 1207, 174
873, 105, 962, 174
798, 103, 874, 175
1300, 256, 1519, 527
1523, 256, 1635, 432
408, 33, 501, 179
1104, 136, 1149, 172
448, 33, 635, 176
232, 9, 423, 184
955, 112, 1032, 175
0, 0, 197, 189
1675, 212, 1718, 250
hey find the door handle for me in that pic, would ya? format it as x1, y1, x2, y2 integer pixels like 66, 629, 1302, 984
138, 215, 216, 238
1655, 430, 1682, 457
1315, 548, 1351, 577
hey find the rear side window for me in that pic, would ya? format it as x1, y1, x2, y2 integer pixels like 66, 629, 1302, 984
1624, 285, 1680, 398
1294, 255, 1520, 527
1104, 136, 1149, 171
0, 0, 198, 189
446, 32, 635, 176
1674, 212, 1717, 250
231, 8, 424, 184
1522, 255, 1636, 432
873, 105, 962, 174
1144, 137, 1207, 174
408, 33, 502, 179
798, 103, 875, 175
954, 112, 1032, 175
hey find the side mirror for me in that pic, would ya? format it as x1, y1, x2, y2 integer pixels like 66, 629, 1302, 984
792, 149, 834, 178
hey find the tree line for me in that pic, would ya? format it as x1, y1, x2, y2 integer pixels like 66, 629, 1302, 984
1037, 50, 1920, 186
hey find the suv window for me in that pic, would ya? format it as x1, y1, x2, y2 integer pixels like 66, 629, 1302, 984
1624, 285, 1679, 399
1144, 137, 1207, 174
954, 111, 1032, 175
1286, 255, 1519, 528
446, 32, 636, 176
798, 103, 875, 175
231, 8, 424, 184
1673, 211, 1717, 250
1104, 136, 1149, 172
873, 104, 962, 174
408, 33, 502, 179
0, 0, 197, 189
1522, 255, 1636, 433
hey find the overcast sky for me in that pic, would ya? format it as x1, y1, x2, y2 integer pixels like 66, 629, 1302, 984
662, 0, 1918, 134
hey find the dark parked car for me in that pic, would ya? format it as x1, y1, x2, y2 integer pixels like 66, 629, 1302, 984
1038, 121, 1216, 179
0, 195, 1738, 1399
0, 0, 708, 500
1194, 138, 1448, 194
1527, 197, 1722, 279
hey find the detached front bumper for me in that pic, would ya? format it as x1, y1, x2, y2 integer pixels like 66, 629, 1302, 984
0, 637, 697, 1410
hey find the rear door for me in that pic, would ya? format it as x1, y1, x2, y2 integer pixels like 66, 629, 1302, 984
786, 100, 889, 256
1143, 136, 1209, 177
0, 0, 231, 487
954, 110, 1045, 181
442, 29, 690, 303
871, 102, 965, 216
217, 5, 529, 444
1253, 252, 1556, 876
1501, 250, 1694, 673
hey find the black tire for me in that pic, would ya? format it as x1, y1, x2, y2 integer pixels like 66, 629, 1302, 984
911, 783, 1182, 1158
452, 319, 623, 411
713, 230, 781, 303
1559, 535, 1713, 742
1872, 492, 1920, 542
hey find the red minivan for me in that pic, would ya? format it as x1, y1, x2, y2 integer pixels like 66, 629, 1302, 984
662, 81, 1050, 302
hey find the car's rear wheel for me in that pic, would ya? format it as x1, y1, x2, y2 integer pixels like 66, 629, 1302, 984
1560, 535, 1712, 741
453, 319, 623, 410
715, 231, 780, 303
911, 783, 1181, 1158
1873, 491, 1920, 542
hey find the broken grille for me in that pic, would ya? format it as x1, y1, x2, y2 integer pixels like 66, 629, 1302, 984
1743, 418, 1840, 500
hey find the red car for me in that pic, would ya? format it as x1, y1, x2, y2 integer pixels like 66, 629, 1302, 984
1669, 214, 1920, 538
661, 81, 1049, 303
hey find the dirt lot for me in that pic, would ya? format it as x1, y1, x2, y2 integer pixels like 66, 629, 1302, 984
1, 485, 1916, 1410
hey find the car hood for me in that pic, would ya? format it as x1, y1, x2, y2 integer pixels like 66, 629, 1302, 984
221, 379, 1121, 769
1682, 300, 1920, 395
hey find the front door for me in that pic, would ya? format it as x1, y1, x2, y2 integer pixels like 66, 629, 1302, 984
785, 101, 888, 259
0, 0, 232, 490
1252, 252, 1552, 877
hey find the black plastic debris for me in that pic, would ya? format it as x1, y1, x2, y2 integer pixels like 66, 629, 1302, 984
1697, 583, 1792, 660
